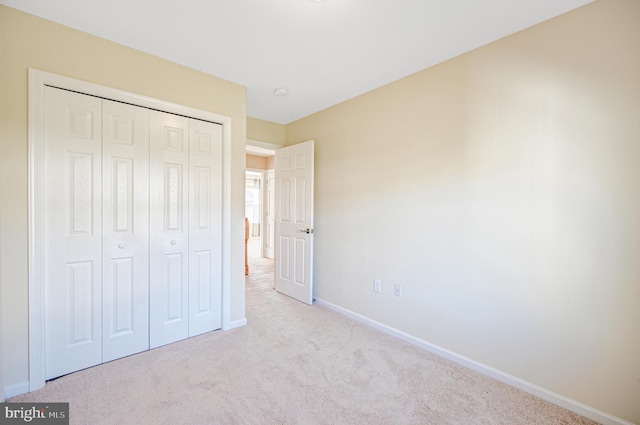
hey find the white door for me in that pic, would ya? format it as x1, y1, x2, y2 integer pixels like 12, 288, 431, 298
149, 112, 223, 347
187, 119, 222, 336
274, 141, 315, 305
44, 87, 103, 379
149, 111, 190, 348
42, 86, 223, 378
44, 88, 152, 378
264, 170, 275, 259
101, 100, 150, 362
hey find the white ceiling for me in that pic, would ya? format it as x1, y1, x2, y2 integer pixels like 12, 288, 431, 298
2, 0, 593, 124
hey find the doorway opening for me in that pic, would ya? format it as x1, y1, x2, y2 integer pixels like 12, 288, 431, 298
245, 143, 276, 282
245, 140, 315, 304
245, 170, 264, 259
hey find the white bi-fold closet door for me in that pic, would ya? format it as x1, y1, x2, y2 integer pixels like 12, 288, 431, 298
43, 86, 222, 380
149, 111, 222, 349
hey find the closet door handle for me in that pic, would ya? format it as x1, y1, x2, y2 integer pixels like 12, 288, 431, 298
170, 240, 177, 245
118, 243, 125, 249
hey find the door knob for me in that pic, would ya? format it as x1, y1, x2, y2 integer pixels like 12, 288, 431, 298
298, 228, 314, 234
170, 240, 177, 245
118, 243, 125, 249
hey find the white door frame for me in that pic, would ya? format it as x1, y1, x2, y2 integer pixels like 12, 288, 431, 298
245, 169, 265, 258
263, 169, 276, 260
28, 69, 233, 392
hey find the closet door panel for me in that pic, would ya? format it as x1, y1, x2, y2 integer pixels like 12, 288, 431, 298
44, 87, 103, 379
102, 100, 150, 362
149, 111, 190, 348
188, 120, 222, 336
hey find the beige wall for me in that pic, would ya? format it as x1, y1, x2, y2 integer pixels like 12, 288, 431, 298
246, 117, 280, 171
246, 154, 268, 170
246, 154, 275, 171
265, 156, 275, 170
247, 117, 286, 146
246, 117, 279, 171
0, 5, 247, 393
286, 0, 640, 422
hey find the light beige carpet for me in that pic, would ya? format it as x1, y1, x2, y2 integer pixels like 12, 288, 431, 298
10, 257, 599, 425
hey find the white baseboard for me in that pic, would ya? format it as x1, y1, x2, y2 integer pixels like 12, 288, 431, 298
225, 317, 247, 331
315, 298, 634, 425
3, 381, 30, 400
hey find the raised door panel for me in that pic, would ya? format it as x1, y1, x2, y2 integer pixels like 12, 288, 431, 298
44, 87, 103, 379
102, 100, 150, 362
149, 111, 190, 348
188, 119, 222, 336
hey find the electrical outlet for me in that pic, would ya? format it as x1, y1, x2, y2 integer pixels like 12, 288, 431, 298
394, 283, 403, 297
373, 279, 382, 293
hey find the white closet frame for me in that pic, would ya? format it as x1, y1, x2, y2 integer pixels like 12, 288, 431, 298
28, 69, 233, 392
